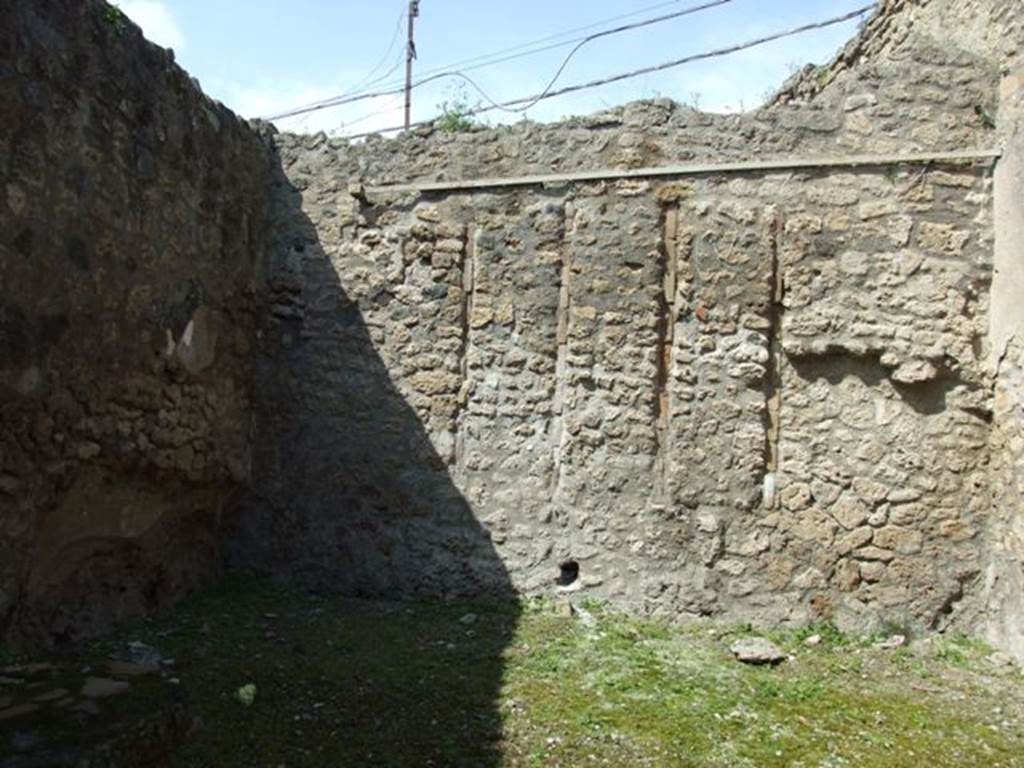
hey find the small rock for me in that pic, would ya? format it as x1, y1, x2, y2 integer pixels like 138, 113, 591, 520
9, 730, 42, 752
459, 613, 478, 625
876, 634, 906, 650
124, 641, 162, 666
0, 474, 21, 495
109, 660, 160, 677
76, 441, 102, 460
892, 360, 937, 384
803, 634, 823, 647
844, 93, 878, 112
186, 714, 205, 739
71, 700, 100, 716
33, 688, 69, 703
730, 637, 786, 665
81, 677, 131, 698
569, 602, 599, 630
0, 703, 40, 721
21, 663, 54, 676
989, 651, 1016, 669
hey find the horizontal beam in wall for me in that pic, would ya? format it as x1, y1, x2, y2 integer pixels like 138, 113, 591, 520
365, 148, 1001, 196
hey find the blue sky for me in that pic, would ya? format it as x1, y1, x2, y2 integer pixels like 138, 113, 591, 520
118, 0, 873, 136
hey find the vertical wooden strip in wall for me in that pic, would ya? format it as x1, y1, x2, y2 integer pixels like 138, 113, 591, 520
551, 211, 572, 498
454, 222, 476, 471
764, 207, 784, 496
654, 203, 679, 500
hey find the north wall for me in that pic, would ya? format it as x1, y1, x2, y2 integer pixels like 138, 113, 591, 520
243, 0, 1019, 645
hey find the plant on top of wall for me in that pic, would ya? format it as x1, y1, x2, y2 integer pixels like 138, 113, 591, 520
435, 100, 477, 133
434, 84, 486, 133
103, 3, 127, 31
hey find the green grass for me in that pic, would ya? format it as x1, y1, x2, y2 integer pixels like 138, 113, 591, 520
40, 577, 1024, 767
502, 612, 1021, 768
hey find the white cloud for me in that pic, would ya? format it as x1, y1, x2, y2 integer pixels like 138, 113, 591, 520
119, 1, 185, 51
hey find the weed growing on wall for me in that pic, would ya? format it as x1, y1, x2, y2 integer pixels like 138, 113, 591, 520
435, 101, 478, 132
103, 3, 126, 31
434, 84, 486, 133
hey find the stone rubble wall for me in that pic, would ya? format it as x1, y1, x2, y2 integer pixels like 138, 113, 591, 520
989, 337, 1024, 660
259, 151, 993, 634
0, 0, 273, 645
986, 72, 1024, 660
774, 0, 1020, 107
252, 0, 1010, 637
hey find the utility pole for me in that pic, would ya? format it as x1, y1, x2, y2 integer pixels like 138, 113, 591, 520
404, 0, 420, 130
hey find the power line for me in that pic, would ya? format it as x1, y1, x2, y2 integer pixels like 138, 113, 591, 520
362, 54, 406, 96
369, 0, 734, 122
340, 4, 876, 140
355, 14, 699, 104
385, 0, 725, 89
443, 0, 734, 115
263, 0, 732, 121
269, 6, 406, 121
266, 0, 720, 121
341, 95, 406, 131
348, 7, 407, 95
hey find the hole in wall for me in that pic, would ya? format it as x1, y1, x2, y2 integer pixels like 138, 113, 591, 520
556, 560, 580, 587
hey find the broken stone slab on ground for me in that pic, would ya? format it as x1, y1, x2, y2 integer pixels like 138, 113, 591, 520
110, 641, 164, 667
0, 703, 39, 722
730, 637, 787, 665
81, 677, 131, 699
0, 661, 192, 768
32, 688, 68, 703
109, 660, 161, 677
875, 634, 907, 650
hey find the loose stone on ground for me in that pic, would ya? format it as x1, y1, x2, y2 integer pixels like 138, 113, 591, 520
730, 637, 787, 665
81, 677, 131, 699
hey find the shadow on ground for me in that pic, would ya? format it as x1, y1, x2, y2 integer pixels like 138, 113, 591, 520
148, 580, 521, 768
